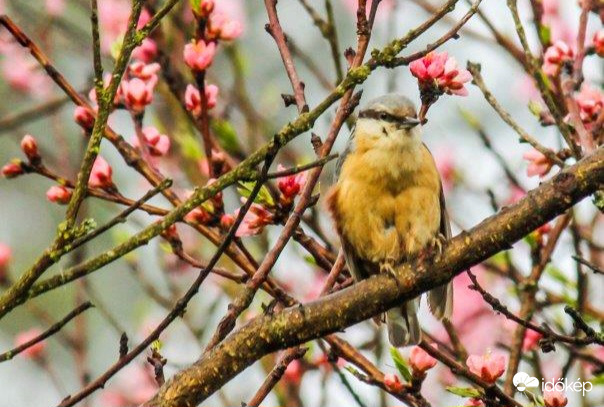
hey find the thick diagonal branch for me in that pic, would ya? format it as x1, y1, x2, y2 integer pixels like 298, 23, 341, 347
145, 149, 604, 407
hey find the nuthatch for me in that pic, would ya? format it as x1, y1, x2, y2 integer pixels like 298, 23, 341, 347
327, 94, 453, 346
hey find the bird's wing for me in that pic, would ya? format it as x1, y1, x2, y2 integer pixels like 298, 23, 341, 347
427, 170, 454, 319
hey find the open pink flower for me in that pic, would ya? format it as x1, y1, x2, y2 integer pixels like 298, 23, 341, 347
594, 30, 604, 57
523, 149, 553, 178
544, 389, 567, 407
409, 345, 437, 374
120, 77, 156, 113
207, 13, 243, 41
466, 351, 506, 383
235, 202, 274, 237
89, 156, 113, 189
277, 164, 307, 205
383, 373, 403, 392
543, 41, 574, 76
46, 185, 72, 204
185, 84, 219, 116
138, 127, 170, 157
183, 40, 216, 71
575, 84, 604, 128
437, 56, 472, 96
14, 328, 46, 359
128, 61, 161, 81
409, 51, 448, 82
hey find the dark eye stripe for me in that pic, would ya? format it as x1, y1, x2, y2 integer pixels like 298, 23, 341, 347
358, 109, 400, 123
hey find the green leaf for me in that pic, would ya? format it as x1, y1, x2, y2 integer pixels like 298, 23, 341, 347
211, 119, 240, 154
445, 386, 481, 398
237, 181, 275, 207
590, 373, 604, 386
528, 100, 543, 118
389, 347, 412, 382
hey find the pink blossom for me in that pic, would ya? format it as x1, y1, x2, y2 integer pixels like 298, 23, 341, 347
544, 389, 568, 407
594, 30, 604, 57
235, 202, 274, 237
131, 38, 158, 63
89, 156, 113, 189
120, 77, 156, 113
0, 50, 51, 97
542, 41, 574, 76
410, 51, 471, 97
465, 398, 484, 407
98, 0, 132, 52
542, 0, 559, 15
0, 243, 11, 270
20, 135, 39, 162
192, 0, 215, 17
409, 345, 437, 374
74, 106, 95, 130
383, 373, 403, 392
277, 164, 307, 205
207, 13, 243, 41
46, 185, 72, 204
283, 359, 303, 384
45, 0, 65, 15
523, 149, 553, 178
2, 162, 23, 178
466, 351, 507, 383
185, 84, 218, 116
575, 84, 604, 128
128, 61, 161, 81
132, 127, 170, 157
183, 40, 216, 71
220, 213, 235, 230
14, 328, 46, 358
522, 329, 543, 352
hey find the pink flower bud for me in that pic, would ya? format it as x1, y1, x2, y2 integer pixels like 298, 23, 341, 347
74, 106, 95, 130
220, 213, 235, 230
20, 134, 39, 161
185, 84, 219, 116
235, 202, 274, 237
544, 389, 567, 407
0, 243, 11, 270
120, 77, 156, 113
543, 41, 574, 76
283, 359, 303, 384
141, 127, 170, 157
14, 328, 46, 359
594, 30, 604, 57
131, 38, 158, 63
89, 156, 113, 189
128, 61, 161, 81
2, 162, 24, 178
276, 164, 307, 205
207, 13, 243, 41
409, 345, 437, 374
409, 51, 471, 98
192, 0, 215, 17
466, 351, 506, 383
522, 149, 553, 178
574, 84, 604, 128
383, 373, 403, 392
183, 40, 216, 71
522, 329, 543, 352
46, 185, 72, 204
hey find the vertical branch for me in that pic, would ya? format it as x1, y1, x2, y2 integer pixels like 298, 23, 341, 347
90, 0, 103, 95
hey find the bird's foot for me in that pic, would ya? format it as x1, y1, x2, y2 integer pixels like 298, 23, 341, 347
379, 257, 398, 280
417, 234, 447, 265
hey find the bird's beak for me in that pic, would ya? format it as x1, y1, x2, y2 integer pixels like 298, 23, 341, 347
397, 117, 421, 129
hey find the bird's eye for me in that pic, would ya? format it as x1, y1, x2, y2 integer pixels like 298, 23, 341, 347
379, 112, 388, 120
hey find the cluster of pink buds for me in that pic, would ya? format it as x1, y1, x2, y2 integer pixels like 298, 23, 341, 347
235, 202, 274, 237
409, 51, 471, 121
408, 345, 438, 375
184, 40, 217, 72
466, 351, 506, 383
542, 41, 574, 76
190, 0, 243, 41
2, 134, 41, 178
573, 84, 604, 129
522, 149, 554, 178
383, 373, 404, 393
185, 84, 219, 117
276, 165, 308, 206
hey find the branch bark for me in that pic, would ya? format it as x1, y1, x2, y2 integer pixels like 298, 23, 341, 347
144, 148, 604, 406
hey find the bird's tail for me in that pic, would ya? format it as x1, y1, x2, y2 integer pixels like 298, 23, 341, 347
386, 298, 421, 347
427, 281, 454, 320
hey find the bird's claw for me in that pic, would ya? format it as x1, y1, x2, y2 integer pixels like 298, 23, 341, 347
379, 257, 398, 280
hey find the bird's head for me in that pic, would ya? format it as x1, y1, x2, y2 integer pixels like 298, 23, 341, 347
355, 94, 422, 152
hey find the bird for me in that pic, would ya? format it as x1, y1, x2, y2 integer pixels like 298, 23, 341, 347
327, 93, 453, 346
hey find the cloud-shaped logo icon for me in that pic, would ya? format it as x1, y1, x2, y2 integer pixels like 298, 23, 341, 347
513, 372, 539, 391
